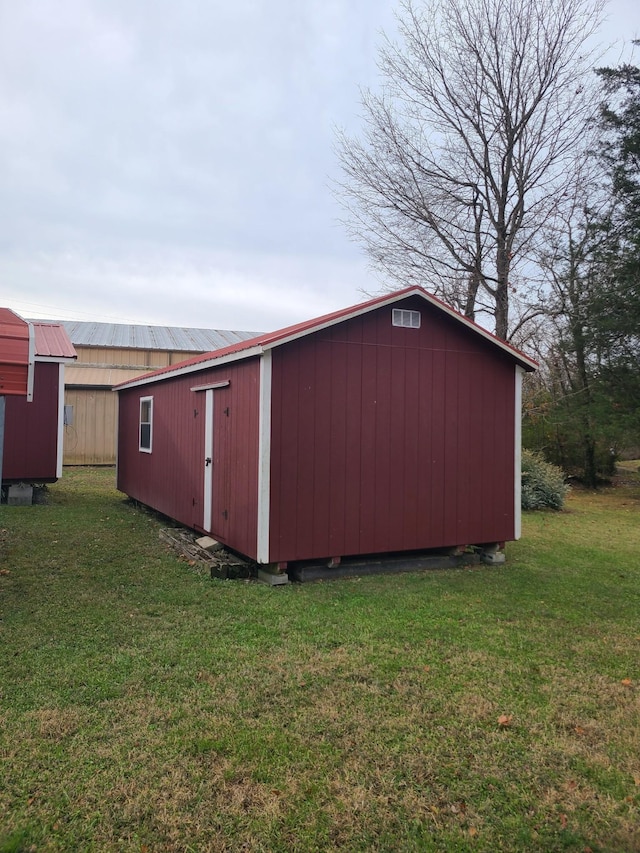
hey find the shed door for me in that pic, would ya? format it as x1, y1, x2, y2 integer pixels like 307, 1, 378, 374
203, 386, 231, 541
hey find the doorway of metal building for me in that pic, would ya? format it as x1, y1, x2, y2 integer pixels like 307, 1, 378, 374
202, 383, 231, 542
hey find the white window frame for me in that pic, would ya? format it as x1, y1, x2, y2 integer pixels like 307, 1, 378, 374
392, 308, 421, 329
139, 396, 153, 453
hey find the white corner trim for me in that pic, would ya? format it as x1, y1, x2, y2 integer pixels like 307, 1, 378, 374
26, 322, 36, 402
56, 363, 65, 477
256, 351, 272, 564
514, 365, 524, 540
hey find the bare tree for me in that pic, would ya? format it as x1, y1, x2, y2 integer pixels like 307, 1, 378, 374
336, 0, 605, 340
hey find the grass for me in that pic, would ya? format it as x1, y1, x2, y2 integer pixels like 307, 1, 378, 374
0, 468, 639, 852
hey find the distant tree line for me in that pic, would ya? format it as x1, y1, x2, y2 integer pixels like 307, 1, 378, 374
335, 0, 639, 486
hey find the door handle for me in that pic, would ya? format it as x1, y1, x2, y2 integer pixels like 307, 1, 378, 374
205, 457, 212, 466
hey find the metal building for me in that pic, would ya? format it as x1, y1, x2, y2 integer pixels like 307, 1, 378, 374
47, 320, 259, 465
115, 287, 536, 568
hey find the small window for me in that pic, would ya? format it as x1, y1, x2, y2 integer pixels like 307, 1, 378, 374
139, 396, 153, 453
392, 308, 421, 328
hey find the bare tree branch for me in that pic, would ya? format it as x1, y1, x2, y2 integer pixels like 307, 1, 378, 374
335, 0, 606, 339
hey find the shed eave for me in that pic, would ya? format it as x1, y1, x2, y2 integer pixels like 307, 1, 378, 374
34, 355, 77, 364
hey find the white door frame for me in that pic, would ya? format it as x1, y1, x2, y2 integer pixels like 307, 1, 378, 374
203, 388, 214, 531
192, 380, 230, 533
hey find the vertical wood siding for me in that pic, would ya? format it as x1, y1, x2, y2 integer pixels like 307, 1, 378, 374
3, 362, 60, 481
117, 358, 260, 559
269, 297, 516, 563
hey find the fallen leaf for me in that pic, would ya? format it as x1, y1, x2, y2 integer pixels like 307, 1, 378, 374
423, 665, 431, 672
621, 678, 632, 687
560, 813, 568, 829
468, 827, 478, 837
574, 725, 586, 735
633, 775, 640, 786
497, 714, 513, 727
0, 569, 10, 576
567, 779, 577, 791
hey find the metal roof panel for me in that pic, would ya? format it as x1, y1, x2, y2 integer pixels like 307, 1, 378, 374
0, 307, 31, 396
41, 320, 261, 351
32, 323, 77, 360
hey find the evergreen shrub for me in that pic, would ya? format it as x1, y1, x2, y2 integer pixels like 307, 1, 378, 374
521, 449, 569, 510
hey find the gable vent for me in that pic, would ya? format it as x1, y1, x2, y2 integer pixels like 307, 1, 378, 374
392, 308, 421, 329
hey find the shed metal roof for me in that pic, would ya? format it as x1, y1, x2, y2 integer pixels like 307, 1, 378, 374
36, 320, 261, 352
32, 322, 77, 360
0, 308, 32, 396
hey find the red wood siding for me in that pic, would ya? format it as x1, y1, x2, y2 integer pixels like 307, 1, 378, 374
3, 362, 60, 481
117, 358, 260, 559
268, 296, 516, 563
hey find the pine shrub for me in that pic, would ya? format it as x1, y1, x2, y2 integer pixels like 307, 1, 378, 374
521, 449, 569, 510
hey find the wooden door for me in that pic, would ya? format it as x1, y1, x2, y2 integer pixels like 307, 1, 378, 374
203, 386, 231, 541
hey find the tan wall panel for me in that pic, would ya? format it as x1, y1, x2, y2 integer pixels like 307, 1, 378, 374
65, 346, 207, 463
63, 388, 118, 465
73, 346, 198, 369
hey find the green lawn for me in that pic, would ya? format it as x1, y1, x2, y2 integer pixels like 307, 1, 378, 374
1, 468, 638, 852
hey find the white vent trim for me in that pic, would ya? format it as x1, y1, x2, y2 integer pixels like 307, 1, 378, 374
392, 308, 421, 328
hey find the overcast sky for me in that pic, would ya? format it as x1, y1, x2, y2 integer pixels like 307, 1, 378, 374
0, 0, 638, 333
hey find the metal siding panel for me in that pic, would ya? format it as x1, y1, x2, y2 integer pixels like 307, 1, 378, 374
0, 309, 31, 397
52, 320, 259, 352
32, 323, 76, 359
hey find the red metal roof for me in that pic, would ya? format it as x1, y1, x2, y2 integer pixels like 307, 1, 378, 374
32, 322, 77, 360
115, 286, 537, 390
0, 307, 32, 397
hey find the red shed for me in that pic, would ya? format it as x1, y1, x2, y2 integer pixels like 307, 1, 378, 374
1, 314, 77, 485
115, 287, 536, 568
